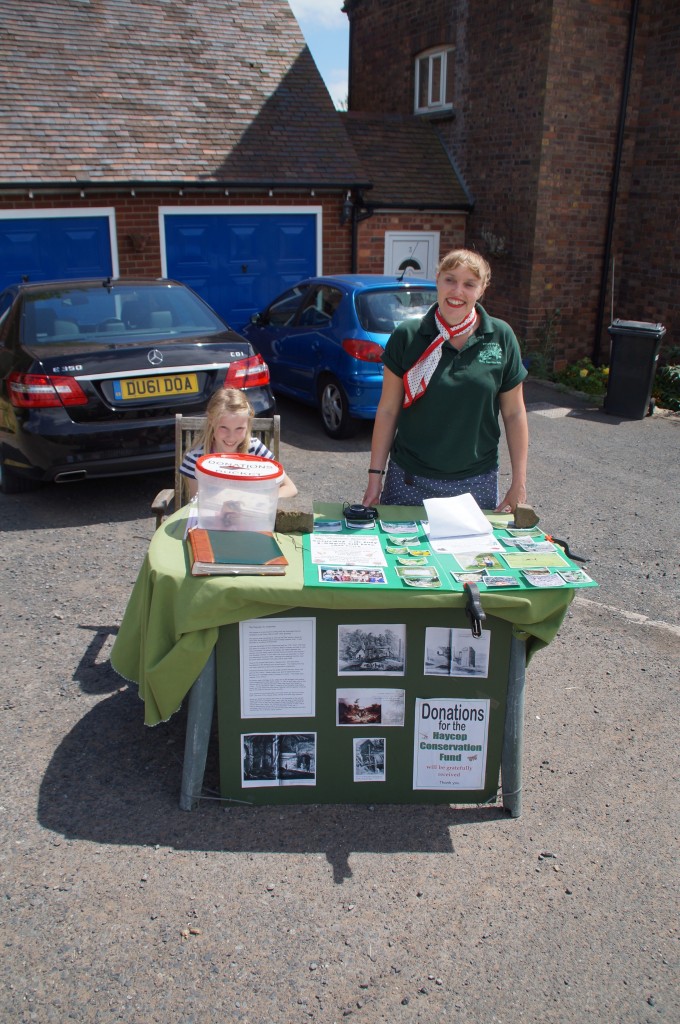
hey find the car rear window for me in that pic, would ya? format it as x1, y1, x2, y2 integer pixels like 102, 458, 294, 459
22, 283, 225, 344
355, 288, 436, 334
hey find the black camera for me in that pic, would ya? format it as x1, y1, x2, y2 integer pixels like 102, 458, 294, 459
343, 503, 379, 522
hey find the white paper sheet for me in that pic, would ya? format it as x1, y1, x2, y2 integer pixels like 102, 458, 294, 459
428, 535, 505, 556
424, 493, 493, 541
240, 617, 316, 718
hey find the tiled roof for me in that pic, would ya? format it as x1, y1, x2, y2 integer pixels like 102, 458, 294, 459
341, 113, 472, 209
0, 0, 366, 187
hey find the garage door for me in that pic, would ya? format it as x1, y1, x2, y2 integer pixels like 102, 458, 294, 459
0, 211, 116, 293
161, 207, 320, 331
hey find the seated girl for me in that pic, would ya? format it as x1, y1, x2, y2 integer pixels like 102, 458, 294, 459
180, 388, 298, 500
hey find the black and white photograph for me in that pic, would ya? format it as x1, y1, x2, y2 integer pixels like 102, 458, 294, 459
337, 623, 406, 675
241, 732, 317, 788
353, 738, 386, 782
424, 626, 491, 678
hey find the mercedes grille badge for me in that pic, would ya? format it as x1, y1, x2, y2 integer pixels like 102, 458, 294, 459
147, 349, 164, 367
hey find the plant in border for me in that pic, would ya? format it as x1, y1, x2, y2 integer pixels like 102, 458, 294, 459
652, 365, 680, 412
555, 357, 609, 396
522, 308, 561, 380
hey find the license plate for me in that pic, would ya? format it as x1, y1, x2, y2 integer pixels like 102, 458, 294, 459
112, 373, 199, 401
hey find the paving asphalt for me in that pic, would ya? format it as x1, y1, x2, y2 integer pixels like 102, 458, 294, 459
0, 378, 678, 1024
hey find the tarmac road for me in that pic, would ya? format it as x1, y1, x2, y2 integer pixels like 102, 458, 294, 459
0, 379, 678, 1024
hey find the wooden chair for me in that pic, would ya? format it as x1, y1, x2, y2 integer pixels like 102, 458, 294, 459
151, 413, 280, 529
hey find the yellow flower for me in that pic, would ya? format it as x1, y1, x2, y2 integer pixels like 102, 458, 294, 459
579, 368, 589, 378
603, 366, 610, 376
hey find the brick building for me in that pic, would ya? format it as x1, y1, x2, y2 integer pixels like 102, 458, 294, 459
344, 0, 679, 365
0, 0, 471, 329
0, 0, 369, 329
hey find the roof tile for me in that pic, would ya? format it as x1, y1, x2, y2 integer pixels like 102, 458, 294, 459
0, 0, 365, 187
341, 112, 471, 209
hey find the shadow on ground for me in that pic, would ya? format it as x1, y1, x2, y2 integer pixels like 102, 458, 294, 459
37, 679, 506, 883
0, 472, 164, 532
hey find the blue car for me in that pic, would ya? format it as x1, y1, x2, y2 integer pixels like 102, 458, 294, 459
241, 275, 437, 438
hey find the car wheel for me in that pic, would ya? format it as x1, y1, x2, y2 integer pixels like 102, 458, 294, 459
0, 453, 40, 494
318, 376, 358, 439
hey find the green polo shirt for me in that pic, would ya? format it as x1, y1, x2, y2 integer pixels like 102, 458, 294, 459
382, 303, 527, 480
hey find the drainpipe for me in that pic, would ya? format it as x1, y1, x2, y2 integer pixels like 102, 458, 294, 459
593, 0, 639, 365
349, 192, 373, 273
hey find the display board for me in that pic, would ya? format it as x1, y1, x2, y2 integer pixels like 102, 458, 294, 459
216, 605, 514, 807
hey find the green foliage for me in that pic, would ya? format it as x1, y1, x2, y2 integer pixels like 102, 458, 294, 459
652, 365, 680, 412
552, 358, 679, 411
659, 344, 680, 367
523, 308, 561, 379
555, 358, 609, 396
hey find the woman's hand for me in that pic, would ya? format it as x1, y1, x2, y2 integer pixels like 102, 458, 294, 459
495, 480, 527, 513
362, 477, 383, 506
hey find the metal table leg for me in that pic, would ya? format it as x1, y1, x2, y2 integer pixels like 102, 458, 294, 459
179, 649, 216, 811
501, 635, 526, 817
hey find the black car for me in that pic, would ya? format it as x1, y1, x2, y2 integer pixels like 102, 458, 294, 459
0, 278, 275, 493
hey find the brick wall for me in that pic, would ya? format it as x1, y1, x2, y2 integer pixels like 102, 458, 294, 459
357, 211, 466, 274
347, 0, 455, 113
347, 0, 676, 366
0, 192, 466, 288
0, 192, 354, 280
615, 6, 679, 358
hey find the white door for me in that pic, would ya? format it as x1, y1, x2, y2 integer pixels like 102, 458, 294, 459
384, 231, 440, 279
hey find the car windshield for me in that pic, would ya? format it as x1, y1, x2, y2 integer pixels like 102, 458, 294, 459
22, 283, 225, 345
355, 287, 436, 334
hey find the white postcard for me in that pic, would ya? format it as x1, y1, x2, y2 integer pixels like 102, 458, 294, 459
521, 570, 565, 588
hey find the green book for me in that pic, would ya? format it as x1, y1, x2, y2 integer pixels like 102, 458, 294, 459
187, 528, 288, 576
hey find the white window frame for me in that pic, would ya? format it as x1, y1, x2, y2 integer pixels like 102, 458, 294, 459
414, 47, 454, 115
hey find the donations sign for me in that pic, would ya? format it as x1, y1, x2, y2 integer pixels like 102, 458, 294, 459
413, 698, 490, 791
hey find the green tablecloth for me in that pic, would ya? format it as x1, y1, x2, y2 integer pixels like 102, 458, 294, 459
111, 508, 574, 726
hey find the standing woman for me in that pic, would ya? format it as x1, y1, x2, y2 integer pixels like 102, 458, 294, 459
362, 249, 528, 513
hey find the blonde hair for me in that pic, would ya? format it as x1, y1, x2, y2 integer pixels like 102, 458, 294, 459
437, 248, 491, 292
201, 388, 254, 455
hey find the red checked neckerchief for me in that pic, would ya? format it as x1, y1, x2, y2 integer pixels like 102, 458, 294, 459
402, 307, 477, 408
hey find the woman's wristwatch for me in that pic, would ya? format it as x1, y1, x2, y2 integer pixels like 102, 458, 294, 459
367, 468, 385, 475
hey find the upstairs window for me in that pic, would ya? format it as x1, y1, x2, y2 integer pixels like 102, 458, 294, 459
415, 47, 454, 114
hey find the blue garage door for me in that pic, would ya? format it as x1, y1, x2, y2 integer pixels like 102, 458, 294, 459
0, 215, 114, 293
163, 211, 318, 331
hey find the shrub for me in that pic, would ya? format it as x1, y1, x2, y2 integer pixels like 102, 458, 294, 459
554, 358, 609, 396
653, 365, 680, 412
